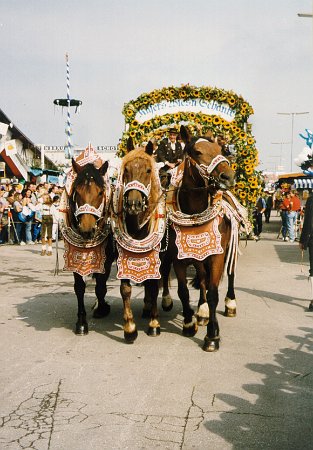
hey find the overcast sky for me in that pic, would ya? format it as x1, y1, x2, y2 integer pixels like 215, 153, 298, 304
1, 0, 313, 172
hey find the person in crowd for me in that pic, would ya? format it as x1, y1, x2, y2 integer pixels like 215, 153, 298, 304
286, 190, 301, 243
50, 194, 60, 241
49, 184, 59, 200
12, 192, 25, 244
156, 127, 184, 187
21, 189, 35, 244
264, 192, 274, 223
299, 190, 313, 310
0, 188, 9, 244
40, 193, 54, 256
253, 194, 266, 240
280, 192, 291, 241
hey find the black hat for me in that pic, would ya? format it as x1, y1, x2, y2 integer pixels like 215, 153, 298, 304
168, 127, 178, 134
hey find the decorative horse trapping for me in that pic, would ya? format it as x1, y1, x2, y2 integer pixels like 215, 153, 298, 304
59, 144, 111, 276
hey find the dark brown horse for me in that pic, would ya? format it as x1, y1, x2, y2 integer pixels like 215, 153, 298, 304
164, 125, 238, 351
111, 140, 166, 342
61, 159, 114, 335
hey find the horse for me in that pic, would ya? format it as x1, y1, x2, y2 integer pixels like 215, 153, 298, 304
59, 156, 114, 335
164, 125, 250, 352
111, 139, 167, 342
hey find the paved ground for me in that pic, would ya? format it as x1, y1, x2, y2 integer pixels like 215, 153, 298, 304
0, 215, 313, 449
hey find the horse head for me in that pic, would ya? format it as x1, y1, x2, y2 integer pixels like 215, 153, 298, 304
180, 125, 235, 189
71, 159, 109, 239
121, 139, 158, 221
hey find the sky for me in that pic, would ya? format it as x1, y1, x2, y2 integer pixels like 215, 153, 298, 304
1, 0, 313, 173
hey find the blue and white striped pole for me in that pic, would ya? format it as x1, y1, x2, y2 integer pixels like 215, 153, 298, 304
65, 53, 73, 159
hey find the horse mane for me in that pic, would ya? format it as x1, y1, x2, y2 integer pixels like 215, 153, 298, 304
120, 147, 161, 212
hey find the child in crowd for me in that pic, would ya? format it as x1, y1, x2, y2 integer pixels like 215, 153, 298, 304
40, 194, 53, 256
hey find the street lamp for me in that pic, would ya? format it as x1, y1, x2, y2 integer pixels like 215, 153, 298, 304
277, 112, 309, 172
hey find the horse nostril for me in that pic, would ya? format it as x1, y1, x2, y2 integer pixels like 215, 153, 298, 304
219, 172, 230, 181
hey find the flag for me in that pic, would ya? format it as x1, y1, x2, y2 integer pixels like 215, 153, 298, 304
0, 122, 8, 138
4, 139, 18, 156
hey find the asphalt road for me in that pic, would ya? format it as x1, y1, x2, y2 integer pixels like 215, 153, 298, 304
0, 215, 312, 449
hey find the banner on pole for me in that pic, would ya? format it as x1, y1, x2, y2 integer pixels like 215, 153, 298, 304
4, 139, 19, 156
0, 122, 9, 138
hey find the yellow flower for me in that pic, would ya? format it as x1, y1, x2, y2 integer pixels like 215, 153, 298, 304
231, 163, 238, 171
239, 131, 246, 139
241, 149, 248, 156
180, 90, 187, 98
250, 181, 258, 189
189, 112, 196, 119
241, 102, 248, 110
205, 92, 211, 100
239, 191, 247, 199
207, 116, 213, 123
228, 97, 236, 106
247, 137, 254, 145
132, 120, 139, 128
126, 109, 133, 117
174, 113, 180, 120
237, 181, 245, 189
213, 116, 221, 125
129, 131, 136, 138
223, 122, 231, 129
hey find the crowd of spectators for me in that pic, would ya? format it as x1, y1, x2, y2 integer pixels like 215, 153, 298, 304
0, 179, 63, 250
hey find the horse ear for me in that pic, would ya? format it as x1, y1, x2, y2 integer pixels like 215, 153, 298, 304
145, 141, 154, 156
72, 158, 83, 174
99, 160, 109, 176
180, 125, 191, 144
127, 137, 135, 152
204, 130, 215, 142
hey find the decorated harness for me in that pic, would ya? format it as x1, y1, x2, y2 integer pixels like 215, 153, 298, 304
59, 146, 112, 276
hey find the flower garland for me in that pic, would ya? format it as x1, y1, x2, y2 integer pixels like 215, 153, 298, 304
119, 84, 263, 209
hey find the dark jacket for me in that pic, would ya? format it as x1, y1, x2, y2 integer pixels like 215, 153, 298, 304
156, 138, 183, 166
300, 194, 313, 249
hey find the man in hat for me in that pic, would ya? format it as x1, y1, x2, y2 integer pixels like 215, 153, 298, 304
156, 128, 183, 187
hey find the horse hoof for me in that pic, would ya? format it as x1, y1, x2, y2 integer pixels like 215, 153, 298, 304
182, 322, 198, 337
224, 306, 236, 317
203, 336, 220, 352
162, 295, 173, 312
124, 329, 138, 343
147, 326, 161, 337
93, 303, 111, 318
75, 324, 88, 335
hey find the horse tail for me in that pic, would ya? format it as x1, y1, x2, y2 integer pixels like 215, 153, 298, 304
190, 265, 210, 290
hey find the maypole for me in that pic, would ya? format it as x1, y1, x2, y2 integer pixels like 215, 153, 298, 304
65, 53, 72, 159
54, 53, 82, 159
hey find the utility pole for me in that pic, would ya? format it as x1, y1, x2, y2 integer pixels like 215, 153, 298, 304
277, 112, 309, 171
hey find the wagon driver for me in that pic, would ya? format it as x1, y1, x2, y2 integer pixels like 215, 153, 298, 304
156, 127, 184, 187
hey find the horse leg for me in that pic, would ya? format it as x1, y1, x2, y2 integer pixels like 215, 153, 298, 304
161, 249, 174, 312
145, 280, 161, 337
174, 262, 198, 337
120, 279, 138, 343
203, 260, 222, 352
73, 272, 88, 335
92, 273, 111, 318
194, 262, 209, 326
225, 272, 237, 317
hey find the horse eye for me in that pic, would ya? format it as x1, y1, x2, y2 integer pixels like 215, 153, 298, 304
98, 191, 104, 197
147, 168, 151, 174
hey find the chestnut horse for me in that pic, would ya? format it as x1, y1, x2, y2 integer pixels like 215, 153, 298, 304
164, 125, 240, 352
111, 140, 166, 342
60, 159, 114, 335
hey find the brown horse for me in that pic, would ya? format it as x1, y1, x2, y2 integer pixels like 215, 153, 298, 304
111, 139, 167, 342
60, 159, 114, 335
164, 125, 239, 351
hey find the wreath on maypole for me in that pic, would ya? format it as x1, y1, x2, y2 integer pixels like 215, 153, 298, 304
119, 84, 263, 208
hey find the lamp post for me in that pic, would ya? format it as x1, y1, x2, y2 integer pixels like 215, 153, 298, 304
277, 112, 309, 171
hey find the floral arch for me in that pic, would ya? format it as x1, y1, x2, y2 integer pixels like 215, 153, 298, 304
119, 84, 263, 207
